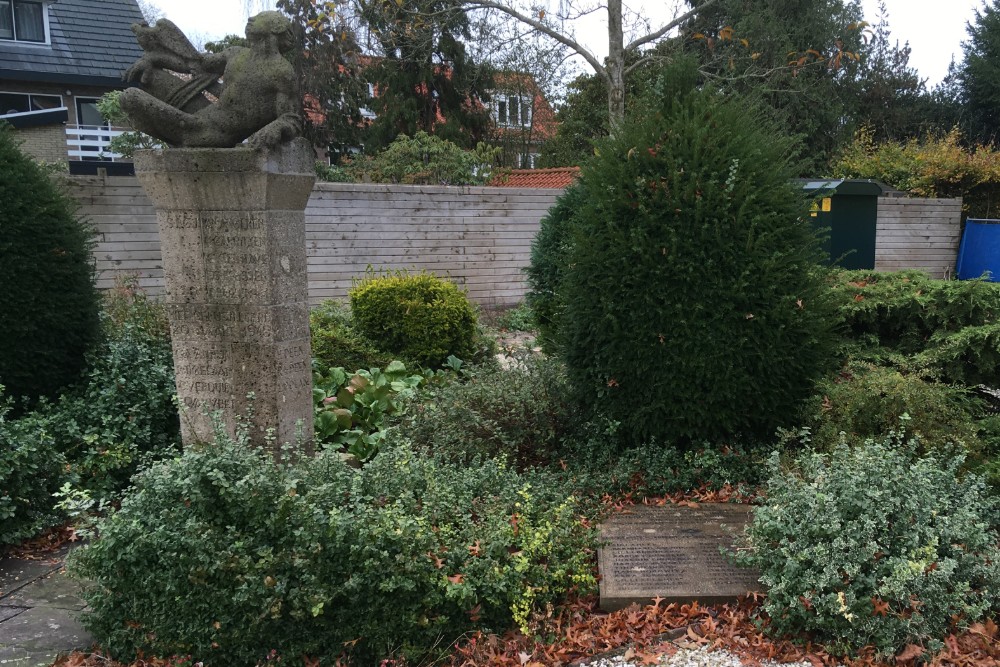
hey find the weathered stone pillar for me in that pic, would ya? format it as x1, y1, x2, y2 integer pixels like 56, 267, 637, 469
134, 139, 315, 455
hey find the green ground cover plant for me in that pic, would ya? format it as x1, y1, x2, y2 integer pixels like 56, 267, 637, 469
734, 436, 1000, 657
801, 362, 984, 459
70, 431, 597, 666
832, 270, 1000, 384
313, 360, 424, 461
0, 390, 66, 546
394, 354, 576, 468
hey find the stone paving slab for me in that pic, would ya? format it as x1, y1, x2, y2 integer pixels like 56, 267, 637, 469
0, 557, 63, 599
0, 548, 92, 667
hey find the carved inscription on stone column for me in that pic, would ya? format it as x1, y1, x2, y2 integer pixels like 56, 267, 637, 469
137, 145, 315, 455
597, 504, 761, 611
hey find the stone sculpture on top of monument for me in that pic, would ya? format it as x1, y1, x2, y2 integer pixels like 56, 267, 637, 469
120, 11, 301, 149
121, 11, 316, 456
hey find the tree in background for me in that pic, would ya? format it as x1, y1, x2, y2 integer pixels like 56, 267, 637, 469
684, 0, 867, 173
457, 0, 714, 130
960, 0, 1000, 144
275, 0, 369, 153
356, 0, 493, 151
469, 13, 575, 167
852, 2, 930, 142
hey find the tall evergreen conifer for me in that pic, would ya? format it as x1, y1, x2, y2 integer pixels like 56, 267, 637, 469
0, 126, 100, 402
559, 62, 839, 445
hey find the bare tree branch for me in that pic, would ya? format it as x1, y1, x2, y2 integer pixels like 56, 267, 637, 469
625, 0, 717, 51
462, 0, 608, 80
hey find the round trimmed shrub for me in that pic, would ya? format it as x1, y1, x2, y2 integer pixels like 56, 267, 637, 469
349, 271, 478, 368
559, 67, 838, 445
735, 438, 1000, 656
0, 125, 100, 402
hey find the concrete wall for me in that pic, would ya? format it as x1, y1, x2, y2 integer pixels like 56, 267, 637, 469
875, 197, 963, 278
73, 176, 561, 307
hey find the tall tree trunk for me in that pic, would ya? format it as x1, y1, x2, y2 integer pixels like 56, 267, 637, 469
606, 0, 625, 132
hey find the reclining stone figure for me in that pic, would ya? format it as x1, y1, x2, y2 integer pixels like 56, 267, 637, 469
120, 11, 302, 149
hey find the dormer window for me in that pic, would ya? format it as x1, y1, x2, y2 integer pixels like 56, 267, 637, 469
495, 94, 532, 128
0, 1, 47, 43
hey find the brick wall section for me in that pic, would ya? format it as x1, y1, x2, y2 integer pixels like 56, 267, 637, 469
73, 176, 561, 307
874, 197, 963, 278
16, 124, 68, 163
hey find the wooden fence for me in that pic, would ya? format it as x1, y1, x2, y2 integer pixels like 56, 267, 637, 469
74, 176, 562, 307
73, 176, 964, 304
874, 197, 963, 278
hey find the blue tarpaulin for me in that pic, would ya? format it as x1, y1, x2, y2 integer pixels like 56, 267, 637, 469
956, 219, 1000, 281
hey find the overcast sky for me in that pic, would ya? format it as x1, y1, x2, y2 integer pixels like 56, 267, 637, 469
152, 0, 985, 87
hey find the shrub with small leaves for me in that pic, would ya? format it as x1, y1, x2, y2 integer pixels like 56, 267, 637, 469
802, 362, 984, 460
39, 280, 179, 499
0, 389, 67, 546
734, 436, 1000, 657
350, 271, 479, 368
395, 354, 577, 468
309, 300, 394, 372
70, 433, 597, 665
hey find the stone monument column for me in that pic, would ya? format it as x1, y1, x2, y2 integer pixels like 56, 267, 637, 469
134, 139, 316, 454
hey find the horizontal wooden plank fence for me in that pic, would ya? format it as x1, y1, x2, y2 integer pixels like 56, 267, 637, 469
874, 197, 962, 278
72, 176, 562, 307
71, 175, 963, 303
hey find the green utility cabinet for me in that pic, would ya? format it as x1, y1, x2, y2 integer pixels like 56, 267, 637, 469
800, 179, 893, 270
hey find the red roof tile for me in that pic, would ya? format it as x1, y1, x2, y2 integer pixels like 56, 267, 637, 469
489, 167, 580, 188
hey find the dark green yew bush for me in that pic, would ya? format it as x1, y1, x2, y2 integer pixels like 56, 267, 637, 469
0, 125, 100, 403
71, 434, 597, 665
350, 271, 480, 368
0, 391, 66, 546
526, 184, 585, 353
735, 437, 1000, 656
558, 67, 838, 445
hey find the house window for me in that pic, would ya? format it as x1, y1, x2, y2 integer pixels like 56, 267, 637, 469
0, 91, 60, 115
495, 94, 532, 128
75, 97, 110, 160
0, 1, 47, 43
519, 153, 539, 169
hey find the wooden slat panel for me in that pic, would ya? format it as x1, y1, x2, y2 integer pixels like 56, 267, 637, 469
72, 175, 558, 305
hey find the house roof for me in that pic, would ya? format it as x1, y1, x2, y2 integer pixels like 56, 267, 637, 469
490, 167, 580, 188
0, 0, 145, 87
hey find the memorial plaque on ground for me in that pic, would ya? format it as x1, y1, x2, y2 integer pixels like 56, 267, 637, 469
597, 503, 761, 611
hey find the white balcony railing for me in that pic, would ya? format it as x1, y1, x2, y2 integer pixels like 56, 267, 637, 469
65, 125, 127, 161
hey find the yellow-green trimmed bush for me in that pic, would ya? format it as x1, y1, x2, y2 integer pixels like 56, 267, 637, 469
349, 271, 477, 368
